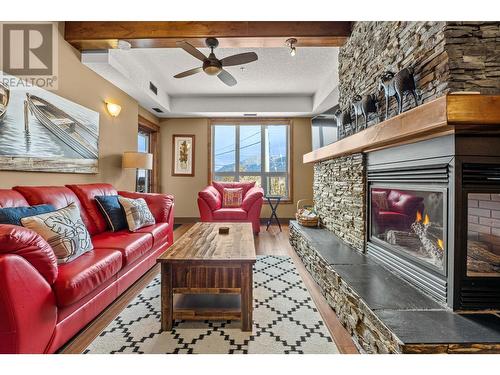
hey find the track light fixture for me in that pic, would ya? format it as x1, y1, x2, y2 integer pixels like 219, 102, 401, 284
286, 38, 297, 57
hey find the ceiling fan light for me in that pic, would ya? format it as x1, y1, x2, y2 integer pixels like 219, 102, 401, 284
204, 65, 222, 75
290, 46, 296, 56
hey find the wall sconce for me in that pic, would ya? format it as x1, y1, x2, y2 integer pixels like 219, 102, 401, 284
286, 38, 297, 57
105, 102, 122, 117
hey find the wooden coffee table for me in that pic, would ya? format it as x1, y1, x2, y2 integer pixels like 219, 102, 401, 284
157, 222, 256, 331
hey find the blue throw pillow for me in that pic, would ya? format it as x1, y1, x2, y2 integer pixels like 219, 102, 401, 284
95, 195, 127, 232
0, 204, 55, 226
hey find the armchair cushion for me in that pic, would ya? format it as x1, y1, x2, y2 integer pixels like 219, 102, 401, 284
213, 208, 247, 221
198, 186, 222, 211
212, 181, 256, 197
0, 224, 58, 284
222, 188, 243, 208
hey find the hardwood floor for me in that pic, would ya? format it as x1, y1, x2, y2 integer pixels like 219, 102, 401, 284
60, 223, 358, 354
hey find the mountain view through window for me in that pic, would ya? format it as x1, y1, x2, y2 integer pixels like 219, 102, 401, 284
212, 123, 290, 199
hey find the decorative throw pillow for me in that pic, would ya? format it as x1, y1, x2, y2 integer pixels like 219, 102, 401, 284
20, 202, 93, 264
118, 196, 156, 231
0, 204, 55, 226
371, 190, 389, 210
212, 181, 255, 197
95, 195, 127, 232
222, 188, 243, 208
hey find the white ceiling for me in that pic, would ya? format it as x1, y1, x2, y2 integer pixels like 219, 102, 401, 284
135, 47, 337, 96
82, 45, 340, 117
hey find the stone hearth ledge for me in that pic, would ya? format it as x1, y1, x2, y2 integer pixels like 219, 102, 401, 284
289, 221, 500, 354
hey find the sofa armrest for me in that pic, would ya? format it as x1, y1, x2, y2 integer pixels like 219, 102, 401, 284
0, 254, 57, 353
0, 224, 58, 284
0, 224, 58, 353
241, 187, 264, 212
118, 191, 174, 223
198, 186, 222, 211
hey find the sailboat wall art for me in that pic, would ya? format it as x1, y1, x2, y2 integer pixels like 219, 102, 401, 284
0, 72, 99, 173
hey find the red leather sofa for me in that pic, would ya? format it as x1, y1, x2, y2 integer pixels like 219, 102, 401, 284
0, 183, 174, 354
197, 182, 264, 233
371, 188, 424, 234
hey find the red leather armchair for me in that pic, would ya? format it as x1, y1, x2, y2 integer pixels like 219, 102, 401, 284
198, 181, 264, 233
0, 184, 174, 353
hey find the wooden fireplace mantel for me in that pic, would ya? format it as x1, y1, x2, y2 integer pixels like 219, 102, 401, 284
303, 94, 500, 164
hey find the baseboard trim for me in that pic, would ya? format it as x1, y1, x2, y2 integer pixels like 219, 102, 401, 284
175, 217, 294, 224
174, 217, 200, 224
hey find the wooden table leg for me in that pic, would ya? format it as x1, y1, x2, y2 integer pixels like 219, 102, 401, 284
241, 263, 253, 332
161, 263, 173, 331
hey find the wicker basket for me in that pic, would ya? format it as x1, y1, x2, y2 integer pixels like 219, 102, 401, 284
296, 199, 319, 227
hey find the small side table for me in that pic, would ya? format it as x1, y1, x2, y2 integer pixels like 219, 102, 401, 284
266, 196, 282, 232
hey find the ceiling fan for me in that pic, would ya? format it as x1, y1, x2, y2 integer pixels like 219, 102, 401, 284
173, 37, 258, 87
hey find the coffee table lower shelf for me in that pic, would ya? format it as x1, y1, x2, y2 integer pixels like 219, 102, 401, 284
160, 262, 254, 332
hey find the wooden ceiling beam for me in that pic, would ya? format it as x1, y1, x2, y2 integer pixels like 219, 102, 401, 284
64, 21, 352, 50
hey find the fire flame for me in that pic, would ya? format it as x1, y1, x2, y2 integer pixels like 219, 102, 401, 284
415, 210, 430, 225
423, 214, 430, 226
437, 239, 444, 250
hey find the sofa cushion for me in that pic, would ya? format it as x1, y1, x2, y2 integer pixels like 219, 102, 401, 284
222, 188, 243, 208
91, 231, 154, 266
212, 208, 248, 221
0, 224, 58, 284
212, 181, 255, 197
134, 222, 170, 248
14, 186, 92, 231
117, 191, 174, 223
118, 196, 156, 231
66, 184, 118, 235
20, 203, 94, 264
0, 189, 29, 208
95, 195, 127, 232
54, 248, 122, 307
0, 204, 55, 226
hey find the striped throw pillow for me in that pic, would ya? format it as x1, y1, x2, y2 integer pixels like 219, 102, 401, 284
222, 188, 243, 208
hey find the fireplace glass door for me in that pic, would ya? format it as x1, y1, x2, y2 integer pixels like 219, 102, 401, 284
370, 187, 446, 271
467, 193, 500, 277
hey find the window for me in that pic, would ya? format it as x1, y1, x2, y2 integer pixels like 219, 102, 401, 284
137, 116, 160, 193
137, 129, 151, 193
210, 120, 291, 200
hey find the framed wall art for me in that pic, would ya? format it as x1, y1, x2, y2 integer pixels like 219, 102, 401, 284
172, 134, 195, 176
0, 71, 99, 173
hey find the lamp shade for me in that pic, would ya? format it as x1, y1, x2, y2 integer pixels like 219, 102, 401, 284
122, 152, 153, 170
105, 102, 122, 117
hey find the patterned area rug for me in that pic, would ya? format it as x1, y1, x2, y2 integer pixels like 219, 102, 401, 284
84, 255, 338, 354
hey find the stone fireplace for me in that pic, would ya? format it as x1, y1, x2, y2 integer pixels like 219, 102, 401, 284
366, 136, 500, 309
292, 94, 500, 353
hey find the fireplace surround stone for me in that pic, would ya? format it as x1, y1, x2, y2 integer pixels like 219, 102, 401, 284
290, 221, 500, 353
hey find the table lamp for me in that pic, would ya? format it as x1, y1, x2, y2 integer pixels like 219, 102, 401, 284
122, 151, 153, 192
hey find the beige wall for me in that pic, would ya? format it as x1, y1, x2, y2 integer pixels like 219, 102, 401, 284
0, 23, 145, 191
160, 117, 313, 219
139, 106, 160, 126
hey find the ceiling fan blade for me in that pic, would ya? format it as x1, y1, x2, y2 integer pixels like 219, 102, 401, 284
174, 67, 203, 78
176, 40, 207, 62
220, 52, 258, 67
217, 69, 237, 87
